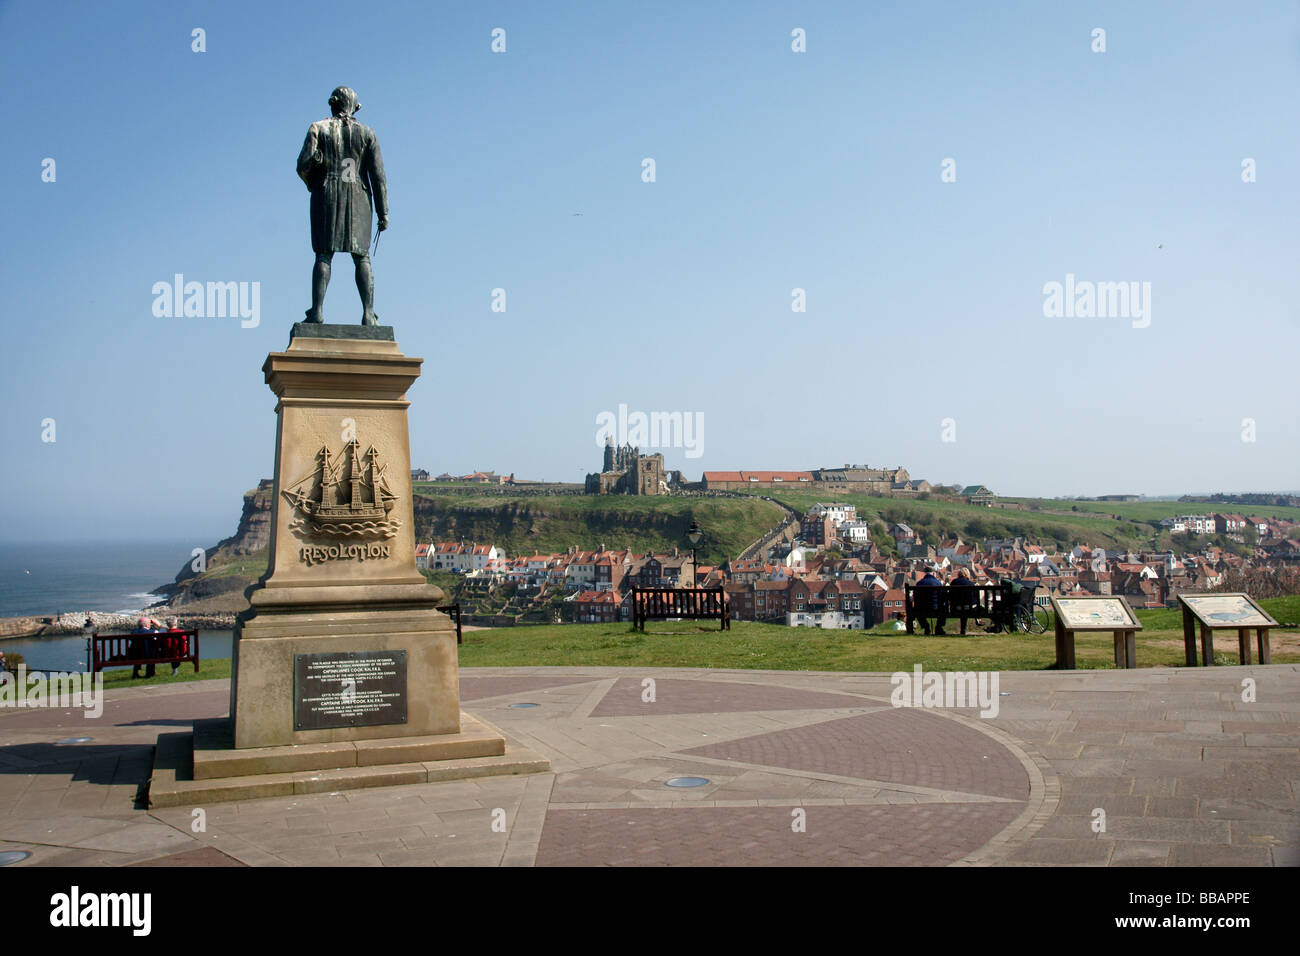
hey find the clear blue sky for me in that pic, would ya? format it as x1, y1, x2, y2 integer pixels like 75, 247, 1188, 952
2, 0, 1297, 543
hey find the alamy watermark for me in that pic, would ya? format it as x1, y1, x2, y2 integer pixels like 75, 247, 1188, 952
1042, 273, 1150, 329
1, 665, 104, 718
152, 274, 260, 328
595, 403, 704, 459
50, 886, 150, 936
890, 665, 999, 718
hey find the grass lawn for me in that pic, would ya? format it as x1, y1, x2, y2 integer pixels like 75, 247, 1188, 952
43, 598, 1292, 685
96, 658, 232, 686
455, 616, 1300, 671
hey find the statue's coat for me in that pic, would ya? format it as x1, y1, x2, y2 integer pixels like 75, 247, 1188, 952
296, 116, 387, 255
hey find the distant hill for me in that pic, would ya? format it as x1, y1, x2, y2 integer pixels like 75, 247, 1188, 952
411, 491, 783, 564
154, 482, 1299, 620
1179, 493, 1300, 509
151, 485, 787, 616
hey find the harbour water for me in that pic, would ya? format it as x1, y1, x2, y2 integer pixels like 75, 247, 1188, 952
0, 540, 194, 618
0, 539, 231, 672
2, 630, 234, 673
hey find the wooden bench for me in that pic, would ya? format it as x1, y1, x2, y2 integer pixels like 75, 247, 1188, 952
91, 629, 200, 676
904, 583, 1011, 635
438, 603, 463, 646
631, 586, 729, 632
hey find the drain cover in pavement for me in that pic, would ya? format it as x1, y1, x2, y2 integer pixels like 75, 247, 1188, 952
665, 776, 711, 788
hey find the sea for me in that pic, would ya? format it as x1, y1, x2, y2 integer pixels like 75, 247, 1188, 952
0, 540, 233, 672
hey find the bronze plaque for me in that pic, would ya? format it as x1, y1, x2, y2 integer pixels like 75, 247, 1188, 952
293, 650, 408, 731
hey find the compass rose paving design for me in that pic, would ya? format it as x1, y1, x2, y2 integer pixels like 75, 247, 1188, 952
534, 684, 1033, 866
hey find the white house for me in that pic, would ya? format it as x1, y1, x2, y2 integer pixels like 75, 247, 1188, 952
1171, 514, 1214, 535
787, 610, 865, 630
785, 546, 813, 571
431, 542, 464, 571
839, 520, 873, 544
564, 550, 599, 588
809, 502, 857, 524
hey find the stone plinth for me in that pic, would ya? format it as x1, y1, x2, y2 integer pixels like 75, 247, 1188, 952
230, 328, 455, 749
148, 324, 550, 807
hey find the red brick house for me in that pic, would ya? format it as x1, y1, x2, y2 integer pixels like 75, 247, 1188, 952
575, 589, 623, 623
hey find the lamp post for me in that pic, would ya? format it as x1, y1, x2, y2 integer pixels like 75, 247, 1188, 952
687, 519, 703, 588
82, 616, 94, 674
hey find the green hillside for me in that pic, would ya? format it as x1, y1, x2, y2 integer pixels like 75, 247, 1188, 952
162, 483, 1289, 619
738, 490, 1162, 553
1005, 497, 1300, 523
412, 492, 784, 565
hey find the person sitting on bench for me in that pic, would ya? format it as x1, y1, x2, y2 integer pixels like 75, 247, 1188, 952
163, 616, 185, 676
950, 570, 977, 635
130, 617, 162, 679
915, 566, 946, 635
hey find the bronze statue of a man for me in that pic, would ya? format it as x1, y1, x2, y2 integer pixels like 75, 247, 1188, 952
296, 86, 388, 325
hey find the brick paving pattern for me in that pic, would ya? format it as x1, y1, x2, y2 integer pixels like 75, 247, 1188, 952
535, 803, 1025, 866
459, 675, 599, 702
589, 677, 871, 717
0, 665, 1295, 866
684, 708, 1030, 799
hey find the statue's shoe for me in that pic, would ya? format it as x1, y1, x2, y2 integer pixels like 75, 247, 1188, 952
361, 313, 380, 326
302, 310, 324, 324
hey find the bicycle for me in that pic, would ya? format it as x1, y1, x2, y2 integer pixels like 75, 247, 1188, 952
1011, 602, 1050, 634
982, 581, 1049, 634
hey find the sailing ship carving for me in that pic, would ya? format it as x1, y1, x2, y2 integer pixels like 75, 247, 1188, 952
282, 438, 400, 539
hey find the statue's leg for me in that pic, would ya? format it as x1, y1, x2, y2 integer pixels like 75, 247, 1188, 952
354, 252, 378, 325
305, 252, 332, 322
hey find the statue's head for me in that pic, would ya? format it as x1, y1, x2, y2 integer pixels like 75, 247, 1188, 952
328, 86, 361, 118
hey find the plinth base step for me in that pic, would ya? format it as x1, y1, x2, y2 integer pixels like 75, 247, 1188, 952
147, 712, 550, 808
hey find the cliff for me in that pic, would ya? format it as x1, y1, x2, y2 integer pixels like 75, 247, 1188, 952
151, 480, 273, 615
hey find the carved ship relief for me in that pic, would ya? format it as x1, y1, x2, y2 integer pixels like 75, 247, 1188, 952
282, 438, 400, 540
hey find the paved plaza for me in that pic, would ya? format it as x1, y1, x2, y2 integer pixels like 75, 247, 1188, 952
0, 664, 1296, 866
